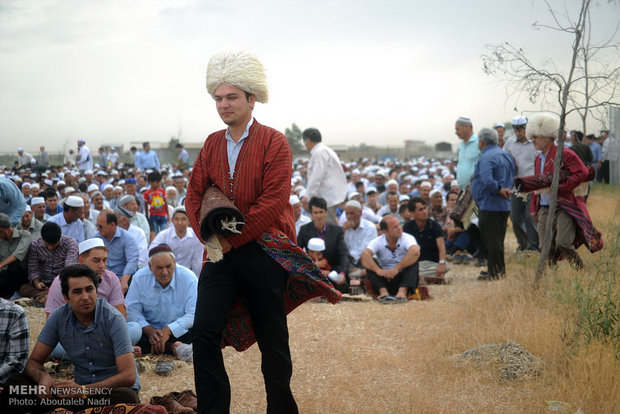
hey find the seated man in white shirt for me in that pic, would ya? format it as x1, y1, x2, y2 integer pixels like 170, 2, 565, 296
338, 192, 380, 225
290, 195, 310, 235
360, 215, 421, 303
114, 206, 149, 268
342, 200, 378, 277
150, 206, 203, 276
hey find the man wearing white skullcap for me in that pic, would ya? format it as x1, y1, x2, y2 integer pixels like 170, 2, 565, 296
77, 138, 93, 173
289, 194, 310, 235
455, 116, 480, 190
47, 196, 86, 243
187, 50, 339, 413
16, 147, 35, 169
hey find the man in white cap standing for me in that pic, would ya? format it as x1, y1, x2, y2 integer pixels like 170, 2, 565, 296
186, 50, 339, 414
302, 127, 347, 225
455, 116, 480, 190
15, 147, 34, 169
47, 195, 86, 243
494, 123, 506, 149
503, 115, 539, 252
77, 138, 93, 173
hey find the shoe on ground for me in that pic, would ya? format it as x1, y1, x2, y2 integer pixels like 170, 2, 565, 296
169, 390, 198, 410
461, 254, 474, 264
150, 395, 193, 413
378, 295, 397, 304
476, 258, 487, 267
452, 254, 463, 264
155, 360, 175, 376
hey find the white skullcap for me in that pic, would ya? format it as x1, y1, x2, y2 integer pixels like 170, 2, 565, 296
118, 179, 125, 185
289, 195, 300, 205
494, 122, 505, 129
347, 192, 360, 201
307, 237, 326, 252
512, 116, 528, 126
78, 138, 86, 143
84, 169, 93, 175
79, 238, 105, 255
44, 179, 53, 186
64, 186, 75, 193
420, 181, 432, 188
365, 187, 377, 195
25, 205, 31, 212
96, 170, 106, 176
294, 185, 305, 193
57, 180, 65, 186
102, 184, 113, 191
451, 180, 459, 187
113, 186, 123, 192
206, 50, 269, 103
21, 182, 31, 188
399, 194, 410, 202
31, 183, 40, 189
87, 183, 99, 192
345, 200, 362, 210
17, 147, 23, 151
386, 179, 398, 187
419, 175, 429, 181
165, 186, 176, 193
31, 197, 44, 205
65, 195, 84, 207
430, 189, 442, 197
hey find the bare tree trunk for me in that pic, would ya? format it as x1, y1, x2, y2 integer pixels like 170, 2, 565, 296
533, 0, 588, 288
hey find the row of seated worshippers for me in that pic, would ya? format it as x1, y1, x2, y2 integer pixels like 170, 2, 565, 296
290, 193, 454, 302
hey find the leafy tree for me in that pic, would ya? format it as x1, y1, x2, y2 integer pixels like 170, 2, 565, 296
285, 123, 304, 153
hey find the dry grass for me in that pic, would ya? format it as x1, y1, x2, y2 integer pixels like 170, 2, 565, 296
22, 185, 620, 413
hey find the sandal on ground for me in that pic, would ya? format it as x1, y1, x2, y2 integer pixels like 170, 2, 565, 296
155, 360, 175, 376
377, 295, 397, 304
394, 296, 408, 303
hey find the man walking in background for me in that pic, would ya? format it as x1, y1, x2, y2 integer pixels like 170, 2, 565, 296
302, 127, 347, 225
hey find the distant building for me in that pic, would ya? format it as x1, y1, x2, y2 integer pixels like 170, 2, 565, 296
435, 142, 452, 152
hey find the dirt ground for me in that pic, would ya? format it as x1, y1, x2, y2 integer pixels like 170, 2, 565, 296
22, 233, 552, 413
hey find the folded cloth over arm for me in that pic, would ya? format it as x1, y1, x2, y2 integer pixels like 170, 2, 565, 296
199, 186, 245, 262
515, 166, 594, 195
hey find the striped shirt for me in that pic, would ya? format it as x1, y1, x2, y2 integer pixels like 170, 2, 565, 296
27, 235, 79, 283
0, 298, 29, 384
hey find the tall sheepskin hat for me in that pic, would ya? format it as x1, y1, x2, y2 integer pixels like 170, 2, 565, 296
206, 51, 269, 103
526, 113, 560, 141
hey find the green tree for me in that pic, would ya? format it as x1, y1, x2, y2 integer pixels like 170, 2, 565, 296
285, 123, 304, 153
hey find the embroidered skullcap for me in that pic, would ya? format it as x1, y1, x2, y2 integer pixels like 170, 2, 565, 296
345, 200, 362, 210
494, 122, 505, 129
65, 195, 84, 208
307, 238, 326, 252
118, 195, 135, 207
456, 117, 472, 126
172, 206, 187, 217
206, 50, 269, 103
79, 238, 106, 255
289, 195, 300, 205
512, 116, 528, 126
31, 196, 44, 205
526, 113, 559, 141
430, 189, 442, 197
87, 183, 99, 193
149, 243, 173, 258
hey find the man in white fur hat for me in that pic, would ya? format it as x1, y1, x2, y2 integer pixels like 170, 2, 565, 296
186, 50, 328, 413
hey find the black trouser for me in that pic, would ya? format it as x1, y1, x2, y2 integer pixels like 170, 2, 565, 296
478, 210, 510, 278
192, 242, 298, 414
366, 261, 419, 296
0, 261, 28, 299
136, 330, 192, 354
510, 194, 539, 251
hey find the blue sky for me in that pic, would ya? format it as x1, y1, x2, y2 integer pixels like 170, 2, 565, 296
1, 0, 618, 153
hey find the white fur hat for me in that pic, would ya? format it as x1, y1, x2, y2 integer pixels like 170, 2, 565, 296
527, 113, 560, 140
206, 51, 269, 103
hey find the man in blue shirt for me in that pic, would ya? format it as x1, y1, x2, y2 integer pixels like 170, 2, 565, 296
93, 210, 139, 294
21, 264, 139, 411
47, 196, 85, 243
137, 141, 160, 171
125, 244, 197, 355
0, 177, 26, 227
455, 117, 480, 190
471, 128, 514, 281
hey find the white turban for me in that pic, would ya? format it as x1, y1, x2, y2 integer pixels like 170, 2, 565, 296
206, 51, 269, 103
